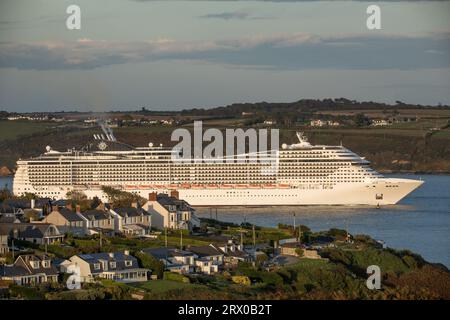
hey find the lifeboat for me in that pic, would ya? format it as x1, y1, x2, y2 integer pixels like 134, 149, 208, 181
220, 184, 233, 188
180, 184, 191, 189
206, 184, 218, 188
235, 184, 248, 188
263, 184, 277, 188
169, 184, 179, 189
278, 184, 291, 188
191, 184, 203, 189
154, 185, 165, 189
249, 184, 260, 188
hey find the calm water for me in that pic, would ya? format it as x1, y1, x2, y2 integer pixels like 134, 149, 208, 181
196, 174, 450, 268
1, 174, 449, 267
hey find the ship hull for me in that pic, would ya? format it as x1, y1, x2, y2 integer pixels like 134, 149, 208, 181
13, 178, 423, 206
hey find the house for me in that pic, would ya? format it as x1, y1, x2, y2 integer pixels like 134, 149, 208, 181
310, 119, 340, 127
187, 244, 224, 274
142, 247, 195, 274
279, 241, 302, 256
1, 198, 52, 218
371, 119, 391, 126
42, 206, 88, 236
214, 240, 251, 266
67, 251, 149, 283
80, 209, 115, 234
144, 191, 200, 230
0, 254, 58, 285
110, 205, 151, 237
0, 223, 64, 244
0, 227, 8, 255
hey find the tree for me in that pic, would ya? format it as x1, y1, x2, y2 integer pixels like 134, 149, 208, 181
101, 186, 146, 207
134, 252, 165, 279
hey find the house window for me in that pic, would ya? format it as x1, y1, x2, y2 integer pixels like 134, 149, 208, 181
110, 261, 116, 268
125, 260, 132, 267
94, 263, 101, 270
42, 260, 50, 268
31, 261, 40, 269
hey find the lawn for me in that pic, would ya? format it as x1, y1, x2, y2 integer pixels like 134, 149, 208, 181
129, 280, 203, 293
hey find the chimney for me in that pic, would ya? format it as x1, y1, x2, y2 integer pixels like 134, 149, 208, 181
124, 250, 130, 256
149, 192, 157, 201
76, 205, 81, 214
131, 202, 138, 208
31, 199, 35, 209
109, 252, 114, 258
170, 190, 179, 199
66, 203, 73, 211
51, 205, 58, 212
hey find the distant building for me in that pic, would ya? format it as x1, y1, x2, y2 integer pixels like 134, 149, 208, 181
0, 223, 64, 244
0, 228, 8, 255
0, 254, 58, 285
371, 119, 391, 126
42, 205, 88, 236
67, 251, 149, 283
142, 247, 195, 274
80, 209, 115, 234
187, 244, 224, 274
263, 120, 276, 125
310, 120, 340, 127
144, 191, 200, 230
110, 205, 152, 237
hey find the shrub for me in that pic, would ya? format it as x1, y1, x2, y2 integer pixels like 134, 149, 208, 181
231, 275, 251, 286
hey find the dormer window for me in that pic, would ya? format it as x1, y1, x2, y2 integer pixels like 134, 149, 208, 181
124, 260, 132, 267
31, 261, 40, 269
93, 263, 101, 270
109, 261, 116, 269
42, 260, 50, 268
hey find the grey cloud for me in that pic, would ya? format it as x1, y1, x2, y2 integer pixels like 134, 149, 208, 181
0, 32, 449, 71
200, 11, 251, 20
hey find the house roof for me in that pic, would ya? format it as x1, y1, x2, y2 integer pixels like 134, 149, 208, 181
114, 207, 150, 218
187, 245, 223, 258
0, 223, 62, 239
155, 194, 194, 212
0, 255, 59, 277
56, 208, 85, 222
81, 210, 111, 220
76, 252, 140, 272
142, 247, 194, 260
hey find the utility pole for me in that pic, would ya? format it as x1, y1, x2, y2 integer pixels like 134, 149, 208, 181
298, 225, 302, 244
99, 231, 102, 249
252, 225, 256, 248
165, 227, 168, 247
180, 228, 183, 250
12, 239, 15, 261
293, 212, 296, 230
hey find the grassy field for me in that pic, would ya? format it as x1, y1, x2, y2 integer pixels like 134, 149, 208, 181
129, 280, 203, 293
0, 120, 57, 142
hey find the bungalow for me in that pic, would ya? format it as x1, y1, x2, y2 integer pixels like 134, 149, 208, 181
0, 254, 58, 285
42, 206, 88, 236
110, 205, 151, 237
142, 247, 195, 274
143, 191, 200, 230
187, 244, 224, 274
0, 223, 64, 244
68, 251, 149, 283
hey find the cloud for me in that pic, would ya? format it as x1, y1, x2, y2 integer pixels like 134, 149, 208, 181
1, 32, 449, 71
200, 11, 251, 20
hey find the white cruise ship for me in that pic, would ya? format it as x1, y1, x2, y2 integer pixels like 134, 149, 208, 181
13, 132, 423, 206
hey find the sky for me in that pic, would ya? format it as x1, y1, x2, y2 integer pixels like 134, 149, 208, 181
0, 0, 449, 112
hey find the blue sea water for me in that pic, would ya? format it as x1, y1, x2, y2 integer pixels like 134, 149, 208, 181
1, 174, 449, 267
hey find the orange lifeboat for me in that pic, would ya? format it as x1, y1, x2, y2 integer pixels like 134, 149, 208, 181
235, 184, 248, 188
278, 184, 291, 188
